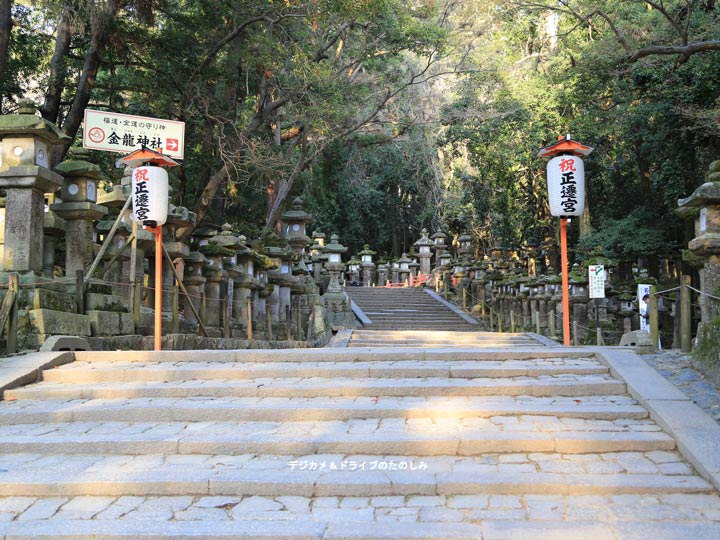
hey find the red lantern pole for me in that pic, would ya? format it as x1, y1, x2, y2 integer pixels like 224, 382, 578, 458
146, 225, 163, 351
560, 217, 570, 346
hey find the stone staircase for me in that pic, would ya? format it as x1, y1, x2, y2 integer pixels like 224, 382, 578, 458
348, 287, 477, 331
0, 347, 718, 538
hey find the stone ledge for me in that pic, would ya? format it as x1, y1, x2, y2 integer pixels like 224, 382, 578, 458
592, 346, 720, 492
0, 351, 73, 398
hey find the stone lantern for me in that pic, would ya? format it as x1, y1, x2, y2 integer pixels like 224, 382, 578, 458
42, 193, 65, 277
457, 233, 472, 257
398, 253, 412, 284
281, 197, 313, 256
439, 251, 453, 295
408, 250, 420, 279
431, 230, 448, 270
52, 148, 109, 278
232, 236, 255, 324
310, 229, 327, 287
678, 160, 720, 329
323, 234, 352, 326
182, 251, 208, 328
358, 244, 376, 286
377, 263, 388, 286
347, 256, 361, 285
414, 228, 433, 276
0, 100, 69, 274
211, 223, 242, 333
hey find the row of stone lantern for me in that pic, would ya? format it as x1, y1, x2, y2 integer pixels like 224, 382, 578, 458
0, 102, 358, 350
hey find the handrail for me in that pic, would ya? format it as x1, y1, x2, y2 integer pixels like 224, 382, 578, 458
0, 273, 19, 354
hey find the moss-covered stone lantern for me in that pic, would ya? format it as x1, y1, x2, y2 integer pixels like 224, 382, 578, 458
281, 197, 313, 255
0, 100, 70, 274
358, 244, 376, 286
52, 148, 109, 277
414, 228, 433, 276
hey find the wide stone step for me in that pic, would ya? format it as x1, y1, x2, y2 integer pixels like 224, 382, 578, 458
347, 340, 537, 347
4, 375, 627, 400
0, 452, 707, 497
0, 395, 647, 424
41, 359, 609, 383
68, 349, 582, 364
0, 417, 675, 455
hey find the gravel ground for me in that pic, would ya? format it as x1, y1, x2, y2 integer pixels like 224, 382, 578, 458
642, 351, 720, 423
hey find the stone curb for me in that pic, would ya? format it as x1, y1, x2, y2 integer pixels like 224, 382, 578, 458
590, 346, 720, 492
0, 351, 74, 399
348, 299, 372, 326
423, 289, 480, 325
327, 329, 354, 348
526, 332, 561, 348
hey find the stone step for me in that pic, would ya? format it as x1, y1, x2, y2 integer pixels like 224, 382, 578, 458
347, 340, 537, 346
0, 452, 706, 497
41, 359, 609, 383
0, 418, 675, 455
4, 375, 627, 400
0, 396, 648, 424
68, 349, 585, 364
3, 517, 720, 540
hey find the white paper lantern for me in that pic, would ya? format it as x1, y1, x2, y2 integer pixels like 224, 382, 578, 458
547, 155, 585, 217
131, 166, 169, 225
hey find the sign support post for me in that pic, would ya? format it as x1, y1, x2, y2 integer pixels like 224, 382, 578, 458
560, 217, 571, 346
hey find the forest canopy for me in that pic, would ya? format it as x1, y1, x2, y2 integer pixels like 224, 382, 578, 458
1, 0, 719, 259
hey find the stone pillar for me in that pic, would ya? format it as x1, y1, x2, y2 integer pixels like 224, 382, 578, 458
182, 252, 207, 327
42, 194, 65, 277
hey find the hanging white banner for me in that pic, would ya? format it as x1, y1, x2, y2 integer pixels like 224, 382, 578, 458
547, 155, 585, 216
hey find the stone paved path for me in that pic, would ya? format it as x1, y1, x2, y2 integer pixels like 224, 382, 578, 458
0, 347, 718, 539
643, 351, 720, 423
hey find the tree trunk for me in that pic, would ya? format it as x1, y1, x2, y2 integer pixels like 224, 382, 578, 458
579, 193, 593, 239
41, 6, 73, 123
60, 0, 125, 150
0, 0, 12, 90
177, 164, 230, 241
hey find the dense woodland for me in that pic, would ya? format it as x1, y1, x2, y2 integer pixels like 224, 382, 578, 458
1, 0, 719, 260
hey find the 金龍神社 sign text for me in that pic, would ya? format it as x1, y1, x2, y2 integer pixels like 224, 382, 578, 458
83, 109, 185, 160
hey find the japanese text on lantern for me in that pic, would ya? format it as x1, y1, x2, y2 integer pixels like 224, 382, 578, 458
546, 155, 585, 217
133, 168, 150, 222
559, 158, 578, 214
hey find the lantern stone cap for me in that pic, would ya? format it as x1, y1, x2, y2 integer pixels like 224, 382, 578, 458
55, 156, 102, 179
324, 234, 347, 254
398, 253, 412, 264
281, 197, 314, 223
358, 244, 376, 256
166, 205, 196, 229
430, 230, 447, 240
50, 200, 108, 220
414, 229, 433, 247
192, 225, 217, 239
185, 250, 209, 265
537, 135, 594, 158
0, 100, 71, 144
210, 223, 241, 249
43, 211, 66, 235
347, 256, 361, 265
97, 184, 127, 208
312, 229, 326, 239
0, 165, 64, 191
458, 233, 472, 242
116, 147, 179, 168
678, 181, 720, 208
